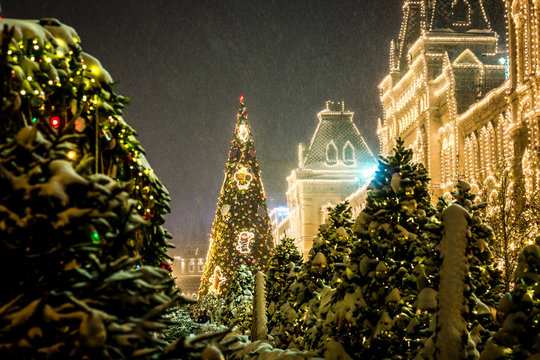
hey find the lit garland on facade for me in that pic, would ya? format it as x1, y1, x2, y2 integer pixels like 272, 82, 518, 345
377, 1, 532, 195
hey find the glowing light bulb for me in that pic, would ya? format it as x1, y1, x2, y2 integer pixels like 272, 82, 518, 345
50, 116, 61, 128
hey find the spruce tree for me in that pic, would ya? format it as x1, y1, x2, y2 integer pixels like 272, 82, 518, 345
266, 236, 303, 333
0, 18, 172, 269
322, 138, 438, 359
480, 240, 540, 359
426, 181, 504, 357
0, 18, 182, 358
0, 125, 176, 358
199, 96, 273, 299
282, 202, 355, 350
225, 264, 255, 332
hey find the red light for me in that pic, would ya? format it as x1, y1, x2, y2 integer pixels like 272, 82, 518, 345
50, 116, 61, 128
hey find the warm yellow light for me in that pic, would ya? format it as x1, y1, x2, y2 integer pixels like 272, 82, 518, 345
67, 151, 77, 160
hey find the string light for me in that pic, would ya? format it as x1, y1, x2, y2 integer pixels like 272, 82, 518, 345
67, 151, 77, 160
50, 116, 61, 128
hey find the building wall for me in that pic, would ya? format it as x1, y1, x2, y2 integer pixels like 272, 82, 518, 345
379, 1, 540, 198
286, 172, 362, 258
276, 101, 376, 259
172, 244, 207, 297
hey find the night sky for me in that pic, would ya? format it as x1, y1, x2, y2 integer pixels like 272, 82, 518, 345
6, 0, 402, 254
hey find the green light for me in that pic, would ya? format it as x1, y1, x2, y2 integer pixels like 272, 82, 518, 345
90, 231, 100, 244
31, 117, 37, 123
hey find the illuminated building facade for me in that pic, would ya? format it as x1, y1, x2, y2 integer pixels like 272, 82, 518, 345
378, 0, 539, 198
172, 244, 207, 298
172, 205, 208, 298
278, 101, 376, 258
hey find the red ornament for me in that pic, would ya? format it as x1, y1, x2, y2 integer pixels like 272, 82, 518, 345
50, 116, 61, 128
240, 94, 244, 104
160, 262, 172, 271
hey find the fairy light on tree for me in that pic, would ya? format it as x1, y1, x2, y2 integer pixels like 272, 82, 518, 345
199, 95, 273, 298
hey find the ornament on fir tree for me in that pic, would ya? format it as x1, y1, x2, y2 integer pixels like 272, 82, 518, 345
236, 231, 254, 253
375, 261, 388, 279
209, 266, 226, 295
390, 172, 402, 193
229, 149, 239, 161
312, 251, 328, 274
49, 115, 62, 129
249, 149, 256, 158
160, 261, 172, 271
74, 117, 86, 132
221, 204, 231, 216
238, 124, 249, 142
90, 230, 100, 245
200, 345, 225, 360
257, 205, 266, 218
234, 167, 253, 190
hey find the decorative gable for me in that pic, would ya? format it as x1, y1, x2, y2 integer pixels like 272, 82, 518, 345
301, 101, 375, 170
452, 48, 484, 67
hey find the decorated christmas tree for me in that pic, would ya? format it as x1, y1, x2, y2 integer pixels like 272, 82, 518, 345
0, 18, 172, 269
199, 95, 273, 298
0, 126, 177, 358
0, 18, 183, 358
320, 138, 438, 359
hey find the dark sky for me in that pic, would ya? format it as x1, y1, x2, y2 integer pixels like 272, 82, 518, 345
6, 0, 402, 254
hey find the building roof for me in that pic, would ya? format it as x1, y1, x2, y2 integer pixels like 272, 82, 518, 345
301, 101, 375, 171
429, 0, 491, 32
393, 0, 501, 75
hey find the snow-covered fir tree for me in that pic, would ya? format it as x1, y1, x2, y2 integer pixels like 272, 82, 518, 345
0, 126, 177, 358
0, 18, 173, 269
278, 202, 355, 351
424, 181, 505, 358
220, 264, 255, 332
480, 239, 540, 359
266, 236, 303, 334
321, 138, 438, 359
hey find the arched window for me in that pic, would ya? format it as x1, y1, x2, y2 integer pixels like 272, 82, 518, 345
343, 141, 355, 166
326, 140, 338, 165
452, 0, 471, 26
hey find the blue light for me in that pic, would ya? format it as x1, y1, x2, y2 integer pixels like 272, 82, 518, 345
359, 164, 378, 179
